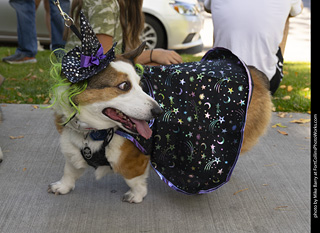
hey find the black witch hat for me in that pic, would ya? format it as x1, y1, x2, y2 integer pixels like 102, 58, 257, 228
61, 11, 117, 83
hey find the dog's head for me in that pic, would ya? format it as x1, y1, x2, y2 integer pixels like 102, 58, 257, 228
62, 42, 161, 139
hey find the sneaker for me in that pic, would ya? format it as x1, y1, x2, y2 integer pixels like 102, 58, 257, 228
2, 53, 37, 64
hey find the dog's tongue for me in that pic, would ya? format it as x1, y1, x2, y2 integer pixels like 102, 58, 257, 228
130, 118, 152, 139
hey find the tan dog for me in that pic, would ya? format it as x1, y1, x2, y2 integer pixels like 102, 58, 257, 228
241, 66, 272, 153
48, 44, 271, 203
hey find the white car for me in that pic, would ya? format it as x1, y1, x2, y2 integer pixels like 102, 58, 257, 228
0, 0, 204, 51
142, 0, 204, 50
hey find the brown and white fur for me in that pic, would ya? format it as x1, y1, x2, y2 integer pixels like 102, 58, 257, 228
48, 44, 272, 203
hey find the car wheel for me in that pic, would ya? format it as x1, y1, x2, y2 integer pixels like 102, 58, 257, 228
141, 15, 166, 50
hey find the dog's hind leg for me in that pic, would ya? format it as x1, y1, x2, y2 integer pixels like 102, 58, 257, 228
48, 160, 86, 195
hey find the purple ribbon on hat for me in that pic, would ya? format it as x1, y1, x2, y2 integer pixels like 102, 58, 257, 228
80, 45, 106, 68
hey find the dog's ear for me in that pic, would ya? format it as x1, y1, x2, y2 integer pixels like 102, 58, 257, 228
121, 41, 147, 64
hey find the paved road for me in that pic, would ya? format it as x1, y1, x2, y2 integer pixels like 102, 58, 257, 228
0, 104, 311, 232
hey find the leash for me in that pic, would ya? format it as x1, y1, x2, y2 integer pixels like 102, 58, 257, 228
52, 0, 82, 40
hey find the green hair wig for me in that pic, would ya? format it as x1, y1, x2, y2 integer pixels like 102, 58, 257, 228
45, 50, 88, 124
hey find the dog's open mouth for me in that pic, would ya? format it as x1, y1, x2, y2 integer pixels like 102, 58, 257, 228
103, 108, 152, 139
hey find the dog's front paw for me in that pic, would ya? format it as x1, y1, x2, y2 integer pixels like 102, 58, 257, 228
122, 189, 146, 204
47, 181, 74, 195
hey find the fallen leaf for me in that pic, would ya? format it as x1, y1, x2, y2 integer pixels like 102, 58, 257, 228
303, 87, 310, 92
277, 112, 287, 118
43, 98, 50, 104
277, 130, 288, 135
36, 94, 44, 98
272, 123, 287, 128
264, 163, 277, 167
287, 85, 293, 92
9, 135, 24, 139
233, 188, 249, 195
39, 68, 44, 73
23, 168, 27, 171
27, 97, 33, 103
282, 96, 291, 100
279, 85, 286, 89
32, 105, 39, 109
290, 118, 310, 124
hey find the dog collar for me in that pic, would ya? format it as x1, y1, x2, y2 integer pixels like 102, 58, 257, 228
90, 129, 113, 141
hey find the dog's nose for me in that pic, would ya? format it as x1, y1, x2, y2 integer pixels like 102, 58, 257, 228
151, 106, 163, 118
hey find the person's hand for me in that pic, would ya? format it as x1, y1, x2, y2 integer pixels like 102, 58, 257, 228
151, 49, 183, 65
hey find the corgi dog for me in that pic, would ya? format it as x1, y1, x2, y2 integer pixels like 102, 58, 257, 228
48, 44, 163, 203
48, 43, 272, 203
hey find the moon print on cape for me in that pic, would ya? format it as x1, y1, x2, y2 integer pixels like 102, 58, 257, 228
217, 137, 225, 145
225, 65, 232, 70
200, 142, 207, 150
169, 161, 175, 168
154, 134, 161, 141
173, 126, 180, 133
158, 93, 165, 100
204, 102, 212, 109
175, 88, 183, 95
212, 178, 220, 183
223, 96, 231, 103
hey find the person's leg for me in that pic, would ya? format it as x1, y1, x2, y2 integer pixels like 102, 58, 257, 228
49, 0, 70, 50
270, 47, 284, 95
44, 0, 51, 40
10, 0, 37, 58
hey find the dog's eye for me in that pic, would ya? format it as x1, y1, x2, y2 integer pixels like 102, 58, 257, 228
118, 81, 131, 91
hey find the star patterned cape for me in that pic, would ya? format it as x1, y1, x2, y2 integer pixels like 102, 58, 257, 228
124, 47, 253, 194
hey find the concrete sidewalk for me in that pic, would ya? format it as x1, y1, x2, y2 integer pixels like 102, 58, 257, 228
0, 104, 310, 232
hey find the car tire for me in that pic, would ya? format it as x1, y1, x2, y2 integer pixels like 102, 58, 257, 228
142, 15, 166, 50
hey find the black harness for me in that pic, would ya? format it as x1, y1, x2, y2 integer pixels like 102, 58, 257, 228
80, 128, 114, 169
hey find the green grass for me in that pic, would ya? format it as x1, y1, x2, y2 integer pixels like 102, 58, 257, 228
0, 48, 311, 113
0, 47, 53, 104
272, 62, 310, 113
